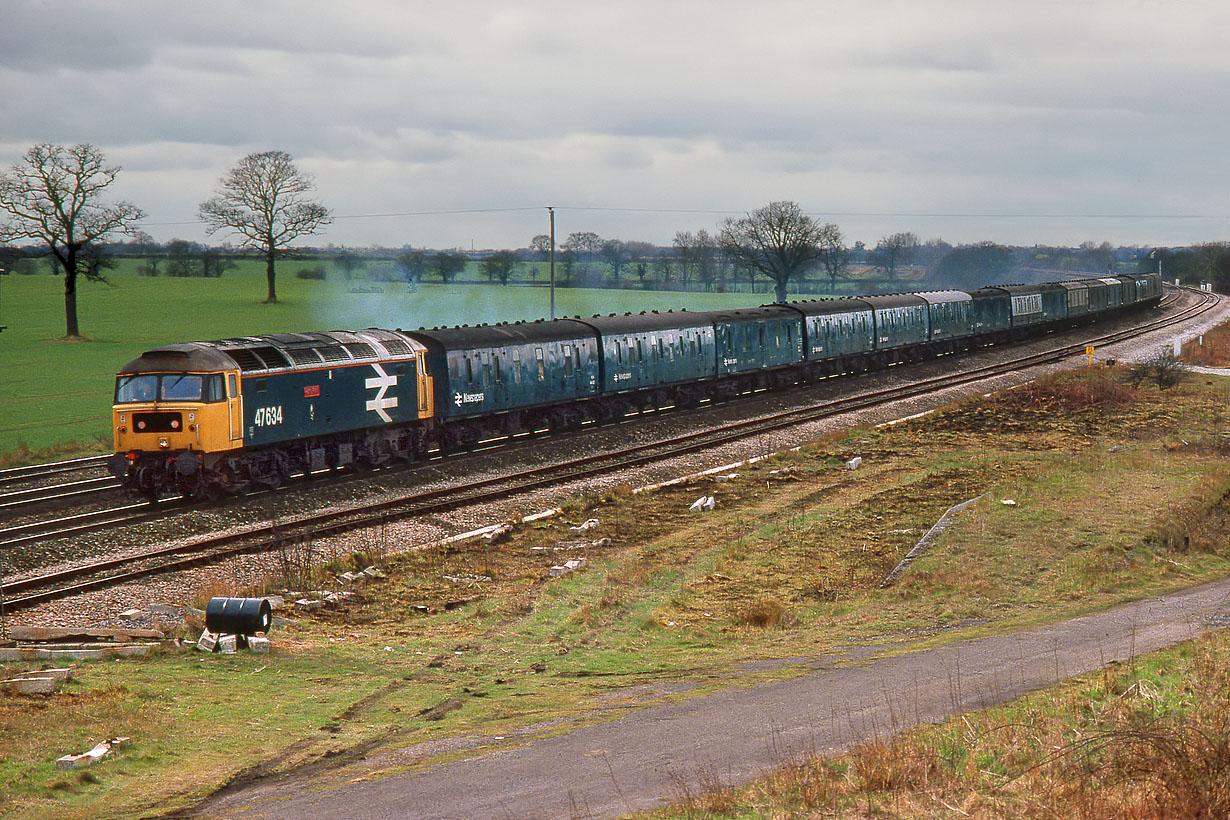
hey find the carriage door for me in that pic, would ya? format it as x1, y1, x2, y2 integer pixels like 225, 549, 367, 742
416, 353, 433, 419
227, 371, 243, 441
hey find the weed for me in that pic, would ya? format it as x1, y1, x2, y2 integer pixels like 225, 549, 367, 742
737, 597, 792, 629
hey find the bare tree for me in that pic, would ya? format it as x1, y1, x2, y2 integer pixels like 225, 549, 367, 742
719, 201, 825, 302
872, 231, 919, 282
0, 143, 144, 337
199, 150, 331, 303
816, 223, 848, 293
481, 250, 520, 286
395, 248, 429, 284
600, 239, 631, 286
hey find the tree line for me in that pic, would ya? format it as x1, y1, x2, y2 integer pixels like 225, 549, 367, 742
2, 142, 1226, 339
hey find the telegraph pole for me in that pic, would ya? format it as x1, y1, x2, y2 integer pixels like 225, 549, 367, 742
547, 206, 556, 320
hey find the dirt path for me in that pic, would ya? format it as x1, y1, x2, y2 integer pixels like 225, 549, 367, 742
187, 577, 1230, 820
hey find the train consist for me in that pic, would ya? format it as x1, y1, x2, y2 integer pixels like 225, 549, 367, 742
110, 273, 1162, 498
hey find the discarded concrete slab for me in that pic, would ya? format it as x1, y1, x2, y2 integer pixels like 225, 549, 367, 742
55, 737, 129, 770
196, 630, 219, 653
8, 626, 164, 643
248, 636, 271, 654
550, 558, 588, 578
0, 644, 158, 662
217, 635, 238, 654
2, 676, 56, 695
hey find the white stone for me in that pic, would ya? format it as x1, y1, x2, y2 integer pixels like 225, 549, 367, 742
846, 457, 863, 470
195, 629, 218, 652
118, 609, 143, 621
568, 518, 599, 534
247, 636, 271, 655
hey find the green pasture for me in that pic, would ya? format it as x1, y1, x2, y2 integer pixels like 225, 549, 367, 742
0, 261, 766, 457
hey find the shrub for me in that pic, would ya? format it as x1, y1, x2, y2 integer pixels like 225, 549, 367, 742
294, 266, 327, 280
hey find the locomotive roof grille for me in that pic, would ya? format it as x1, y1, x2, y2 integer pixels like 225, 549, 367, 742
317, 345, 351, 362
376, 338, 414, 356
225, 348, 269, 372
286, 347, 324, 365
342, 342, 377, 359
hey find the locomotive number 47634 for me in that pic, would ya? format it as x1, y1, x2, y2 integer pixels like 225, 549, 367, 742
253, 406, 284, 427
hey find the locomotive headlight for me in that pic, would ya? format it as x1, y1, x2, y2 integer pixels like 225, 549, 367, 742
158, 437, 169, 449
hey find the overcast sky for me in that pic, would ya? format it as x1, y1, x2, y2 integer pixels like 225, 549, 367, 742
3, 0, 1228, 252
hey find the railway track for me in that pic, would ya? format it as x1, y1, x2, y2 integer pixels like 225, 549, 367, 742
0, 286, 1217, 612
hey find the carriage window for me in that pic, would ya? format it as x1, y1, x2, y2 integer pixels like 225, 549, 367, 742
513, 350, 522, 384
535, 348, 545, 381
564, 347, 573, 376
494, 357, 502, 383
465, 357, 473, 383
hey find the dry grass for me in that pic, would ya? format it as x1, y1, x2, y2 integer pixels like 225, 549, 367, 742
649, 631, 1230, 819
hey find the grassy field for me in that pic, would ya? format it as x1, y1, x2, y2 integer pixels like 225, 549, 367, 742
3, 366, 1230, 818
0, 263, 766, 458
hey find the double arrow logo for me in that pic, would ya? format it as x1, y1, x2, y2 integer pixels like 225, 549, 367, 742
365, 364, 398, 423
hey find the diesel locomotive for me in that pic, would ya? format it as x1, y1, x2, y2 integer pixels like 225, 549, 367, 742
109, 273, 1163, 498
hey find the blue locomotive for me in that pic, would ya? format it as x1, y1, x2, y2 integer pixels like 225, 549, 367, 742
109, 273, 1162, 498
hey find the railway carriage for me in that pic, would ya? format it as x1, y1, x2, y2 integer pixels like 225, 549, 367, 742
709, 306, 804, 385
916, 290, 974, 346
1057, 281, 1092, 319
1118, 273, 1162, 307
404, 320, 600, 443
573, 311, 715, 406
861, 294, 930, 355
788, 297, 875, 365
969, 287, 1012, 337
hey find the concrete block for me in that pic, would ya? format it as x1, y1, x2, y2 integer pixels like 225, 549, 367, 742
217, 635, 238, 654
27, 667, 72, 683
294, 598, 323, 613
118, 609, 144, 621
3, 676, 56, 695
196, 629, 218, 652
247, 636, 271, 654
